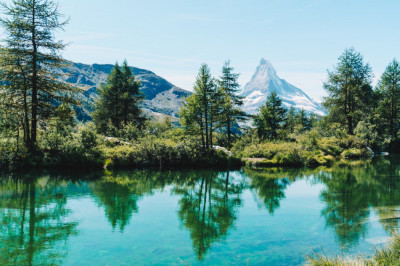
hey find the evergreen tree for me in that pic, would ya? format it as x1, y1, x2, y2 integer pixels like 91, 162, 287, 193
120, 61, 144, 127
180, 64, 216, 149
254, 92, 287, 140
218, 60, 246, 146
208, 81, 223, 147
295, 109, 312, 132
179, 94, 203, 140
377, 59, 400, 139
93, 61, 144, 134
323, 48, 373, 134
284, 107, 296, 134
0, 0, 76, 151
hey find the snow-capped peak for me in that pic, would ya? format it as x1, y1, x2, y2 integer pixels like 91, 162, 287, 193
241, 58, 281, 97
240, 58, 325, 116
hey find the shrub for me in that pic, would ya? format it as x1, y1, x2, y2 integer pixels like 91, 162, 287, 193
341, 148, 372, 159
80, 128, 98, 150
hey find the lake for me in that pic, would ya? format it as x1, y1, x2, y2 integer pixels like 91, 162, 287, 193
1, 155, 400, 265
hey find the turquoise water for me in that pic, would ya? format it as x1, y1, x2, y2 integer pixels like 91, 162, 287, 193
1, 156, 400, 265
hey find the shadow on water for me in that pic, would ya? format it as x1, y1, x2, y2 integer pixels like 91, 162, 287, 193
2, 156, 400, 263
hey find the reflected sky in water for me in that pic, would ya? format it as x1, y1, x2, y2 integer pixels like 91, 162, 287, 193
1, 156, 400, 265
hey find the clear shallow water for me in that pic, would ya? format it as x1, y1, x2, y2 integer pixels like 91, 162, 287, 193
1, 156, 400, 265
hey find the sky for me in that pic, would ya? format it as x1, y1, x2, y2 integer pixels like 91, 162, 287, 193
2, 0, 400, 102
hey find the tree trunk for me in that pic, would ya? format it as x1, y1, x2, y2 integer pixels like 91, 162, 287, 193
23, 87, 30, 147
30, 2, 38, 151
227, 115, 231, 147
204, 99, 209, 149
209, 111, 213, 148
200, 113, 205, 149
114, 86, 119, 129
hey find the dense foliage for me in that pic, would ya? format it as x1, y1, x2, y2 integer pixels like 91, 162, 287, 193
0, 1, 399, 172
323, 48, 373, 135
179, 62, 246, 149
254, 91, 287, 140
0, 0, 77, 152
93, 61, 145, 134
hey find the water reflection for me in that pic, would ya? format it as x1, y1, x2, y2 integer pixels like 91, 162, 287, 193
318, 168, 371, 248
245, 168, 292, 214
0, 175, 78, 265
317, 156, 400, 249
173, 171, 243, 260
1, 157, 400, 263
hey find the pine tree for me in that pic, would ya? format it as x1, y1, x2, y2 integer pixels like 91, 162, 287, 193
179, 94, 203, 143
377, 59, 400, 139
0, 0, 75, 152
284, 107, 296, 134
323, 48, 373, 135
295, 109, 312, 132
208, 81, 223, 147
179, 64, 216, 149
254, 92, 287, 140
120, 61, 144, 127
218, 60, 247, 146
93, 61, 144, 134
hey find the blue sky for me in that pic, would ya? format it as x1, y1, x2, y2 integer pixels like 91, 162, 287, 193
2, 0, 400, 101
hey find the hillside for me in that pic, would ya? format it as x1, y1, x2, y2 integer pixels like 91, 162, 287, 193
56, 62, 191, 121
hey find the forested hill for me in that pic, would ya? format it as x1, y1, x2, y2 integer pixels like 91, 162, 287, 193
55, 62, 192, 121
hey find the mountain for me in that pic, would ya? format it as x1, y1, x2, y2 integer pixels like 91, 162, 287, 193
240, 58, 325, 116
55, 62, 191, 121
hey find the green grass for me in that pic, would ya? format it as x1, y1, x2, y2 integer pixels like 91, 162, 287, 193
307, 235, 400, 265
237, 132, 373, 168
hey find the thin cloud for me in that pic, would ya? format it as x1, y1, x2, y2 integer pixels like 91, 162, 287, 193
177, 14, 249, 24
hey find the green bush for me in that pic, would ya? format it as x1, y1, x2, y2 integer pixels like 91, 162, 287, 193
341, 148, 372, 159
80, 127, 98, 150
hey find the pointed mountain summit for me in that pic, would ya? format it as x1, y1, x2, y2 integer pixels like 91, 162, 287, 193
240, 58, 325, 116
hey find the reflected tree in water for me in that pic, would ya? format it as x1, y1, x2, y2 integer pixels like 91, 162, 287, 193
369, 156, 400, 234
318, 167, 371, 249
0, 175, 78, 265
244, 168, 292, 214
174, 171, 243, 260
91, 171, 175, 232
92, 174, 140, 232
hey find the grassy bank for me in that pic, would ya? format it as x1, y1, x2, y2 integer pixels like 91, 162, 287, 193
0, 123, 241, 172
0, 121, 375, 172
308, 235, 400, 265
233, 129, 373, 168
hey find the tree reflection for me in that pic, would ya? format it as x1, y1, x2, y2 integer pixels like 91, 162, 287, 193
2, 156, 400, 264
91, 170, 177, 232
244, 167, 297, 214
316, 156, 400, 248
174, 171, 243, 260
318, 168, 371, 249
369, 156, 400, 234
0, 175, 78, 265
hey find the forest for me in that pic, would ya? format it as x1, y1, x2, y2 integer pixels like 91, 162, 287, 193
1, 0, 400, 172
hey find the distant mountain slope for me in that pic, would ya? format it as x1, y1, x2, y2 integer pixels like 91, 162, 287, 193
55, 62, 191, 120
240, 59, 325, 116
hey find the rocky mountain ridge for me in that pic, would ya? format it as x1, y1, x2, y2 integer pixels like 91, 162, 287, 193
56, 62, 191, 121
